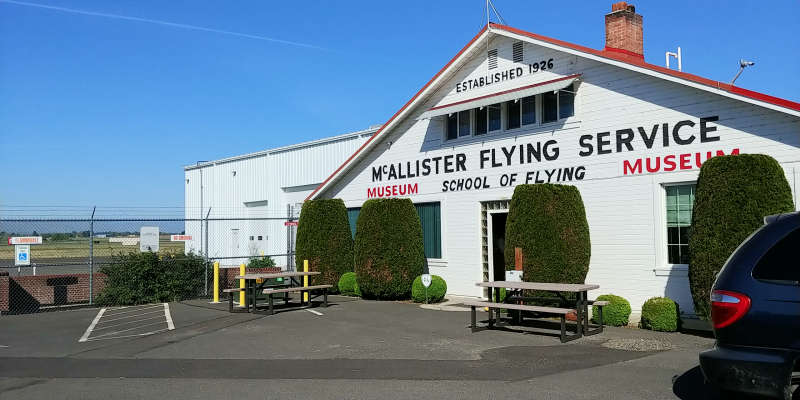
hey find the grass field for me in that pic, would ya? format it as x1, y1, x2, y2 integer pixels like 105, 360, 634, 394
0, 236, 186, 260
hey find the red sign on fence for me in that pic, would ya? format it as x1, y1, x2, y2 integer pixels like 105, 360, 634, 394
284, 221, 298, 227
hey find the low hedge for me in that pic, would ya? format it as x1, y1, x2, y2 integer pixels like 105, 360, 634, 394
411, 275, 447, 303
96, 251, 207, 306
591, 294, 631, 326
641, 297, 679, 332
247, 256, 276, 269
338, 272, 361, 297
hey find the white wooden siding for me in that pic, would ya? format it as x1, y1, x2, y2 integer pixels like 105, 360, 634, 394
321, 34, 800, 315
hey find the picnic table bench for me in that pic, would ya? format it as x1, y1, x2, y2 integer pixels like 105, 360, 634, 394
229, 271, 332, 315
465, 281, 606, 342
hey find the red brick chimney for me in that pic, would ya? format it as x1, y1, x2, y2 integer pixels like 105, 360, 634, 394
604, 2, 643, 60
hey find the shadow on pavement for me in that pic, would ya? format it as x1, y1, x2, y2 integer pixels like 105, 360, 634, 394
672, 366, 722, 399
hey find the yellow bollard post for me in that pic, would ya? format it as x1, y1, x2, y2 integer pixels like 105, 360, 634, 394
303, 259, 309, 303
239, 263, 246, 306
213, 261, 220, 303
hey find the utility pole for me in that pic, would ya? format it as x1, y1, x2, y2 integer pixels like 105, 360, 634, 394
89, 206, 96, 305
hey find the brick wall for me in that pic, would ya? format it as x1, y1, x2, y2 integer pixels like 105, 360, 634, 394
0, 272, 107, 314
604, 2, 644, 57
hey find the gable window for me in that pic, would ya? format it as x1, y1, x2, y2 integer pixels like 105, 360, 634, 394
665, 184, 695, 264
442, 83, 577, 141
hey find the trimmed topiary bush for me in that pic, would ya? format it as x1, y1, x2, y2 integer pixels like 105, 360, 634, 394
641, 297, 679, 332
504, 184, 591, 285
295, 199, 354, 293
591, 294, 631, 326
411, 275, 447, 303
689, 154, 794, 319
354, 198, 425, 300
338, 272, 361, 297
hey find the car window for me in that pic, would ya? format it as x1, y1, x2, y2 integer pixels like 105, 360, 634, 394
752, 228, 799, 282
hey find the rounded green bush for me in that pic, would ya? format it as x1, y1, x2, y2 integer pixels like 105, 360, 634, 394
411, 275, 447, 303
591, 294, 631, 327
354, 198, 425, 300
689, 154, 794, 319
295, 199, 354, 293
504, 184, 591, 285
338, 272, 361, 297
641, 297, 679, 332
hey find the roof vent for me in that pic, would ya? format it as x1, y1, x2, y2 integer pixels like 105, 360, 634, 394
488, 49, 498, 69
512, 42, 523, 62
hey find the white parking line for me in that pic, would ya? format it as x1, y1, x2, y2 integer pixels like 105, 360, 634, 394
101, 304, 162, 317
305, 309, 323, 316
98, 309, 165, 324
0, 345, 8, 348
164, 303, 175, 330
84, 329, 169, 342
92, 314, 165, 331
89, 320, 167, 340
79, 308, 106, 343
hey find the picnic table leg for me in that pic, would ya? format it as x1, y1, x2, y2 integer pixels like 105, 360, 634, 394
470, 306, 476, 332
268, 293, 274, 315
575, 291, 585, 336
323, 288, 328, 307
487, 287, 494, 328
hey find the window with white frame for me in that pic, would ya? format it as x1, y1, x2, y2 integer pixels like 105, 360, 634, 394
443, 84, 576, 141
665, 184, 695, 264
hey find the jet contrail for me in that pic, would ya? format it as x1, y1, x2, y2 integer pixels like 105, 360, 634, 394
0, 0, 329, 51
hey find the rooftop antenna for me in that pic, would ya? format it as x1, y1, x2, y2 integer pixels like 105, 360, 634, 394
485, 0, 506, 28
665, 46, 681, 71
730, 59, 755, 85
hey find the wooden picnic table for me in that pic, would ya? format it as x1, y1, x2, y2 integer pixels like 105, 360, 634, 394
471, 281, 601, 341
234, 271, 322, 313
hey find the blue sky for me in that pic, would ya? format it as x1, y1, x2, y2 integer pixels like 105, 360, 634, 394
1, 0, 798, 214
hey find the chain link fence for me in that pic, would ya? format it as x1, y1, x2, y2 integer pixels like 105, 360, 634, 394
0, 213, 299, 314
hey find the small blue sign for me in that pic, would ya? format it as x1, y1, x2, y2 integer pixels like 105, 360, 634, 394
18, 253, 27, 261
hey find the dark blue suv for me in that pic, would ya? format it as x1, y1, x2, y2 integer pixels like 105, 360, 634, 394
699, 211, 799, 399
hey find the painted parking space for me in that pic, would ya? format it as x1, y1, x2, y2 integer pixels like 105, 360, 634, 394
79, 303, 174, 342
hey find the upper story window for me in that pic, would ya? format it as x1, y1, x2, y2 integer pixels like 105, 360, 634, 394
444, 83, 577, 141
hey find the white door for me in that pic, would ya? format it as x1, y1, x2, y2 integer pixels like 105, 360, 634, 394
229, 228, 240, 259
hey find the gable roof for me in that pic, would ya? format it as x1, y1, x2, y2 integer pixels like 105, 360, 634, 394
307, 23, 800, 201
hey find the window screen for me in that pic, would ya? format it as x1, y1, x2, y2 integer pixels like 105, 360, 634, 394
488, 104, 501, 131
542, 91, 558, 123
446, 113, 458, 140
521, 96, 536, 125
475, 107, 487, 135
559, 84, 575, 119
666, 184, 695, 264
753, 229, 800, 282
506, 101, 520, 129
458, 110, 471, 137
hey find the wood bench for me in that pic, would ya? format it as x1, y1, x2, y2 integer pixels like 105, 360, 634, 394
585, 300, 609, 334
463, 300, 582, 343
261, 285, 333, 314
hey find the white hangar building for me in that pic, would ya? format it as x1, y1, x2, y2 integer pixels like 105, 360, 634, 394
308, 3, 800, 316
184, 126, 376, 268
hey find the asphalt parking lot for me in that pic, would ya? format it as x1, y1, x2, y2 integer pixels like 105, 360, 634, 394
0, 296, 726, 399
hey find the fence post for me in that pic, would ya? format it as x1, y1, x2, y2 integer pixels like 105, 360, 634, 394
204, 208, 210, 296
89, 206, 96, 305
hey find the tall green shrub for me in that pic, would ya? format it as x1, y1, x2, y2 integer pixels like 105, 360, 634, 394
504, 184, 591, 284
689, 154, 793, 319
295, 199, 354, 293
354, 198, 425, 299
96, 252, 206, 306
